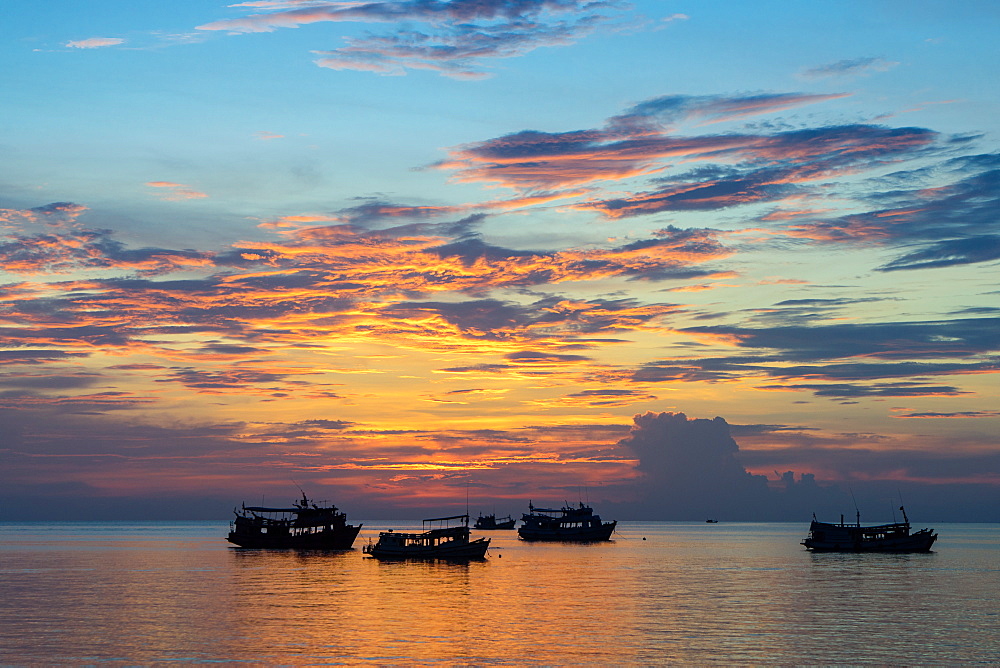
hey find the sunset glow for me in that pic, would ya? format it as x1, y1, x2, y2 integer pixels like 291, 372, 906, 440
2, 0, 998, 520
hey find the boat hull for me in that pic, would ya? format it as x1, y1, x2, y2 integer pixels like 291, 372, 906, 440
803, 529, 937, 553
227, 524, 362, 550
518, 521, 616, 542
365, 537, 491, 560
802, 517, 937, 553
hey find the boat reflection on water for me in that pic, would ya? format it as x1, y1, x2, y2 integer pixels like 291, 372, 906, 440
363, 515, 491, 560
802, 506, 937, 552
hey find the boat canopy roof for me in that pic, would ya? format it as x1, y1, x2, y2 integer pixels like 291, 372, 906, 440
243, 505, 329, 513
422, 514, 469, 523
811, 519, 908, 531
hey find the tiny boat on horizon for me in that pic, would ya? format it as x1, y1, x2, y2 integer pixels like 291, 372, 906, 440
364, 514, 491, 560
517, 501, 616, 542
474, 513, 517, 530
227, 492, 362, 549
801, 506, 937, 553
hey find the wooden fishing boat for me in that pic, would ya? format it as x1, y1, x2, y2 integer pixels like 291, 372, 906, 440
517, 502, 616, 542
363, 515, 491, 559
801, 506, 937, 552
227, 492, 362, 549
474, 513, 516, 530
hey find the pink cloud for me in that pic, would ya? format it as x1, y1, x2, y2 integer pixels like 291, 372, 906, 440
145, 182, 208, 201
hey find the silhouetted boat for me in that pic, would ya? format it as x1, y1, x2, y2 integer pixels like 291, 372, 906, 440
227, 493, 361, 549
517, 502, 616, 541
363, 515, 491, 559
474, 513, 516, 530
801, 506, 937, 552
705, 519, 719, 523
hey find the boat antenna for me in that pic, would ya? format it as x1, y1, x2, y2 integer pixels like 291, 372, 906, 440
850, 489, 860, 526
898, 489, 909, 524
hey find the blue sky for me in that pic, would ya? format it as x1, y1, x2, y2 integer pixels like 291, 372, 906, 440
1, 0, 999, 520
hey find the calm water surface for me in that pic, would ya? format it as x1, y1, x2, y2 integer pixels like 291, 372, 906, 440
1, 521, 998, 665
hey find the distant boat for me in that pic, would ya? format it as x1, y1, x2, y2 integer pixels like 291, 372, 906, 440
705, 519, 719, 523
227, 493, 362, 549
363, 515, 491, 560
801, 506, 937, 553
518, 502, 616, 542
474, 513, 516, 530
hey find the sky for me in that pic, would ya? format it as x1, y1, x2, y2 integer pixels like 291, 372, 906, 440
2, 0, 999, 521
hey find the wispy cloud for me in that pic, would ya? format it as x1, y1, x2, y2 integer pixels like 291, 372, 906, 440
0, 202, 212, 275
146, 181, 209, 201
892, 410, 1000, 419
800, 56, 899, 79
0, 202, 87, 228
197, 0, 625, 77
436, 92, 865, 194
777, 153, 1000, 270
680, 318, 1000, 363
66, 37, 125, 49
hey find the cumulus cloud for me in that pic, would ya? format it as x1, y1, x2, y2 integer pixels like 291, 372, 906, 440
618, 411, 844, 519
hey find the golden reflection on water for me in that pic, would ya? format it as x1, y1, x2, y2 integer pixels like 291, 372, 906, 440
226, 540, 646, 664
2, 522, 1000, 664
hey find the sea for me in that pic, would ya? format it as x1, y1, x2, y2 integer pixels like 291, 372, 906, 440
1, 521, 998, 665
